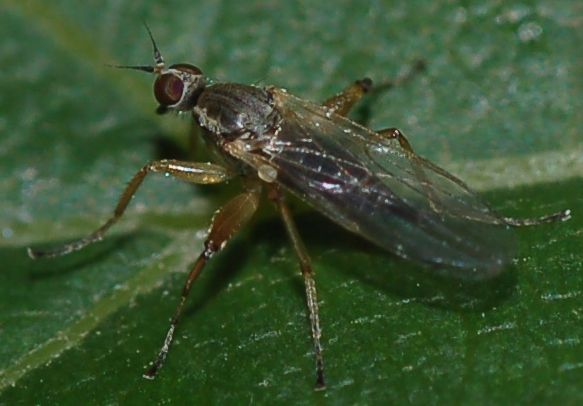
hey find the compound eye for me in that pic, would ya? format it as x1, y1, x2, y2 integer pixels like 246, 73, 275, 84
154, 73, 184, 106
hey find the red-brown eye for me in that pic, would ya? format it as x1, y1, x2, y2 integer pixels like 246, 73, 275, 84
154, 73, 184, 106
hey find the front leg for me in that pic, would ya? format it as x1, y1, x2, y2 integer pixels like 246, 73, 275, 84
27, 159, 232, 258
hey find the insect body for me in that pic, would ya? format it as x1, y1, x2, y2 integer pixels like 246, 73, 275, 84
28, 28, 571, 390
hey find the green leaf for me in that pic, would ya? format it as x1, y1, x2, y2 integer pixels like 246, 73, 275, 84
1, 0, 582, 403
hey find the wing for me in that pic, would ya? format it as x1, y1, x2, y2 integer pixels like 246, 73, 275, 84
243, 88, 516, 278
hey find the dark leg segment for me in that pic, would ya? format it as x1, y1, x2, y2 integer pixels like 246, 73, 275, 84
144, 188, 261, 379
323, 78, 373, 116
268, 186, 326, 390
367, 59, 426, 96
27, 160, 231, 259
323, 60, 426, 117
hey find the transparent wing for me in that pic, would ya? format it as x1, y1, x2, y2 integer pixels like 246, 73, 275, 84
256, 89, 516, 278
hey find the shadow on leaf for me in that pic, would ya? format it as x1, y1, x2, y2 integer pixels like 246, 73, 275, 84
250, 212, 517, 314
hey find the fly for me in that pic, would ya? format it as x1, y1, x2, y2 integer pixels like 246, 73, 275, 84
27, 26, 571, 390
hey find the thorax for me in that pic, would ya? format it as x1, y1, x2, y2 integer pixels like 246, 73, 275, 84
193, 83, 281, 142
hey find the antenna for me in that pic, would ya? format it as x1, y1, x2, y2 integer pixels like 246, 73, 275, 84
142, 21, 165, 71
106, 22, 165, 74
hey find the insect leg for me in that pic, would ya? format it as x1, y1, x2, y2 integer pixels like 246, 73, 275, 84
376, 128, 570, 225
377, 127, 415, 154
500, 210, 571, 226
323, 60, 426, 117
377, 127, 446, 213
322, 78, 373, 116
144, 187, 261, 379
268, 186, 326, 391
27, 160, 232, 259
367, 59, 427, 96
